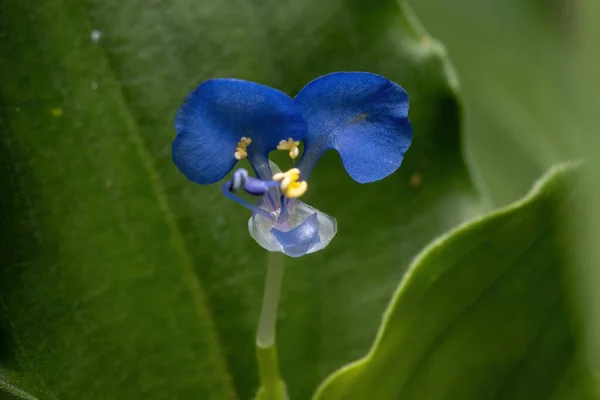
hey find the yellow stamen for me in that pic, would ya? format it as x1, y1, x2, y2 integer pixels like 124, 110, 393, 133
277, 137, 300, 159
234, 136, 252, 160
272, 168, 308, 198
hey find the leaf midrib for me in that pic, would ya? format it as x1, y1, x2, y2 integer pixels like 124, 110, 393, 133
0, 377, 39, 400
76, 2, 239, 398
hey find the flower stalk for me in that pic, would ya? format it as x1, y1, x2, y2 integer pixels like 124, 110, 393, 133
255, 252, 287, 400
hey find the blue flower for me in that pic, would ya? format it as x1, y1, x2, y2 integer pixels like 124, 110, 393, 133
173, 72, 412, 257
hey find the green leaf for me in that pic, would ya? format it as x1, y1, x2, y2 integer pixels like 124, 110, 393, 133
573, 0, 600, 392
313, 163, 598, 400
0, 369, 37, 400
0, 0, 480, 399
410, 0, 574, 206
0, 1, 234, 399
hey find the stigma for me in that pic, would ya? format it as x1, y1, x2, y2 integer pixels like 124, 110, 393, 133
277, 137, 300, 159
273, 168, 308, 198
234, 137, 252, 160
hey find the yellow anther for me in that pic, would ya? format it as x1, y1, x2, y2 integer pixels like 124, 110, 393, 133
277, 137, 300, 159
234, 136, 252, 160
272, 168, 308, 198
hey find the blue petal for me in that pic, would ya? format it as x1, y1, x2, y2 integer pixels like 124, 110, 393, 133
271, 213, 321, 257
295, 72, 412, 183
173, 79, 307, 184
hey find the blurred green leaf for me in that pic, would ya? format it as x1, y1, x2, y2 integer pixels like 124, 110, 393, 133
314, 163, 598, 400
410, 0, 574, 205
0, 0, 480, 398
573, 0, 600, 393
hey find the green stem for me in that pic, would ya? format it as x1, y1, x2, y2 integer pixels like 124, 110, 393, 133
255, 252, 287, 400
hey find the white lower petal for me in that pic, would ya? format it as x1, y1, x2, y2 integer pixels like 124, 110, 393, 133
248, 200, 337, 256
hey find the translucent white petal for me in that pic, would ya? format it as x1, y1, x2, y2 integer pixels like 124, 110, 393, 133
248, 199, 337, 256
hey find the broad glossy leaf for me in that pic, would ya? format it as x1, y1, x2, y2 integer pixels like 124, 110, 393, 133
314, 163, 598, 400
0, 0, 480, 399
0, 1, 234, 398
